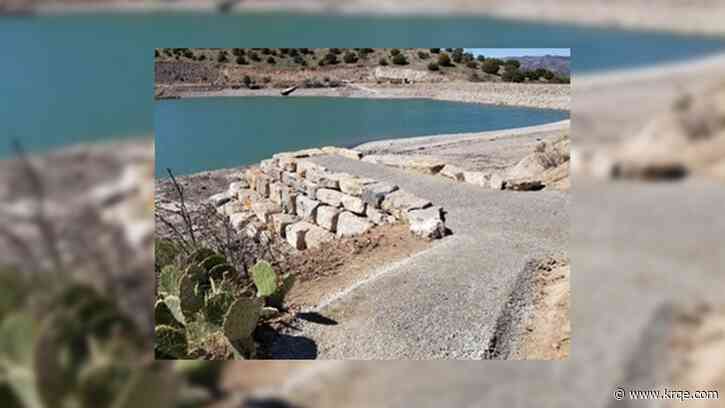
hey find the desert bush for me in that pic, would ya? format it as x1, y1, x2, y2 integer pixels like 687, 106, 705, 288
217, 51, 228, 63
418, 51, 430, 59
248, 51, 260, 62
232, 48, 245, 56
293, 55, 306, 65
390, 48, 400, 56
452, 48, 464, 63
343, 51, 358, 64
392, 54, 408, 65
323, 52, 339, 65
266, 56, 276, 64
261, 48, 271, 55
427, 62, 439, 71
236, 56, 248, 65
243, 75, 252, 88
481, 59, 501, 75
329, 48, 342, 55
438, 52, 453, 67
429, 48, 440, 54
445, 48, 453, 52
468, 71, 483, 82
502, 67, 525, 83
504, 59, 521, 69
466, 61, 479, 69
379, 57, 389, 66
155, 49, 160, 58
477, 55, 486, 62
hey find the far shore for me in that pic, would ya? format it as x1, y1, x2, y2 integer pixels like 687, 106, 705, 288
157, 81, 571, 111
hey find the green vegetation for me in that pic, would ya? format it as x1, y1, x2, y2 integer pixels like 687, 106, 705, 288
154, 244, 295, 359
438, 52, 453, 67
236, 55, 248, 65
427, 62, 439, 71
429, 48, 440, 54
266, 56, 276, 64
392, 53, 408, 65
481, 59, 501, 74
390, 48, 401, 56
417, 51, 430, 59
379, 57, 389, 66
343, 51, 358, 64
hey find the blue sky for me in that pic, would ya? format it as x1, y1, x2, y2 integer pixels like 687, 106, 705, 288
465, 48, 570, 58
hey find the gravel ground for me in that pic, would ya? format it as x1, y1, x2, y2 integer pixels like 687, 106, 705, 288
269, 155, 569, 359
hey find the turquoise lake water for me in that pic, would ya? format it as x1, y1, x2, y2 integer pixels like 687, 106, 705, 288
155, 97, 569, 177
2, 12, 725, 159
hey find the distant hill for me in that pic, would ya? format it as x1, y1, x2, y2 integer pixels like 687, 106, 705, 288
507, 56, 570, 75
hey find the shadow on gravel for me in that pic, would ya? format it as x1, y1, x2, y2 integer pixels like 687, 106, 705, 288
296, 312, 339, 326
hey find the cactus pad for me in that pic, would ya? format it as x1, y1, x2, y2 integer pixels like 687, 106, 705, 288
251, 261, 277, 297
208, 263, 235, 281
199, 255, 226, 272
154, 299, 177, 327
268, 273, 296, 309
186, 247, 216, 267
204, 292, 234, 327
179, 273, 203, 321
158, 265, 182, 297
155, 325, 188, 359
222, 297, 262, 341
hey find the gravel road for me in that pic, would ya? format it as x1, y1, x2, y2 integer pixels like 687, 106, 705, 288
270, 155, 568, 359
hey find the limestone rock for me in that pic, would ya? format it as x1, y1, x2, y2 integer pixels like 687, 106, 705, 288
285, 221, 310, 250
296, 160, 326, 178
440, 165, 466, 181
228, 181, 249, 197
305, 224, 335, 249
321, 146, 363, 160
366, 207, 395, 225
252, 201, 282, 223
238, 190, 261, 210
302, 180, 319, 199
208, 191, 231, 207
278, 157, 297, 172
307, 170, 340, 190
219, 200, 244, 217
338, 175, 376, 196
295, 195, 320, 221
381, 190, 431, 218
255, 174, 271, 198
259, 158, 278, 173
316, 188, 345, 207
336, 212, 373, 238
361, 182, 399, 208
280, 186, 297, 214
407, 206, 446, 239
270, 213, 297, 238
463, 171, 490, 187
316, 205, 341, 232
341, 195, 366, 215
268, 182, 284, 205
489, 173, 505, 190
362, 155, 446, 174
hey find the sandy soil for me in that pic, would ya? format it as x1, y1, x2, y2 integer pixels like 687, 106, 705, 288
516, 257, 570, 360
163, 81, 569, 110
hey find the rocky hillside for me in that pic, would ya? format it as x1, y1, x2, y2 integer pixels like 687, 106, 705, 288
509, 55, 570, 75
155, 48, 570, 89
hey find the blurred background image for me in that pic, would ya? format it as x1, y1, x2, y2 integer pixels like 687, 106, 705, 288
1, 1, 724, 407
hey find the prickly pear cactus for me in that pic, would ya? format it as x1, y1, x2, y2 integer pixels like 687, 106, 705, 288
267, 273, 296, 309
199, 254, 226, 272
155, 299, 177, 327
164, 295, 186, 326
186, 247, 216, 267
0, 313, 42, 408
204, 291, 234, 327
208, 263, 235, 281
158, 265, 182, 297
155, 325, 188, 359
179, 265, 206, 320
222, 297, 262, 342
251, 261, 277, 297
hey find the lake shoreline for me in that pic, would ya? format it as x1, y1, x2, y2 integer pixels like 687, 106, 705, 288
157, 81, 570, 111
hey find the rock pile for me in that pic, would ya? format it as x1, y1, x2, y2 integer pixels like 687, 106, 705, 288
209, 147, 449, 251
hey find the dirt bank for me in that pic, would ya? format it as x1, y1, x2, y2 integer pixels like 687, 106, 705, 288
164, 80, 569, 110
